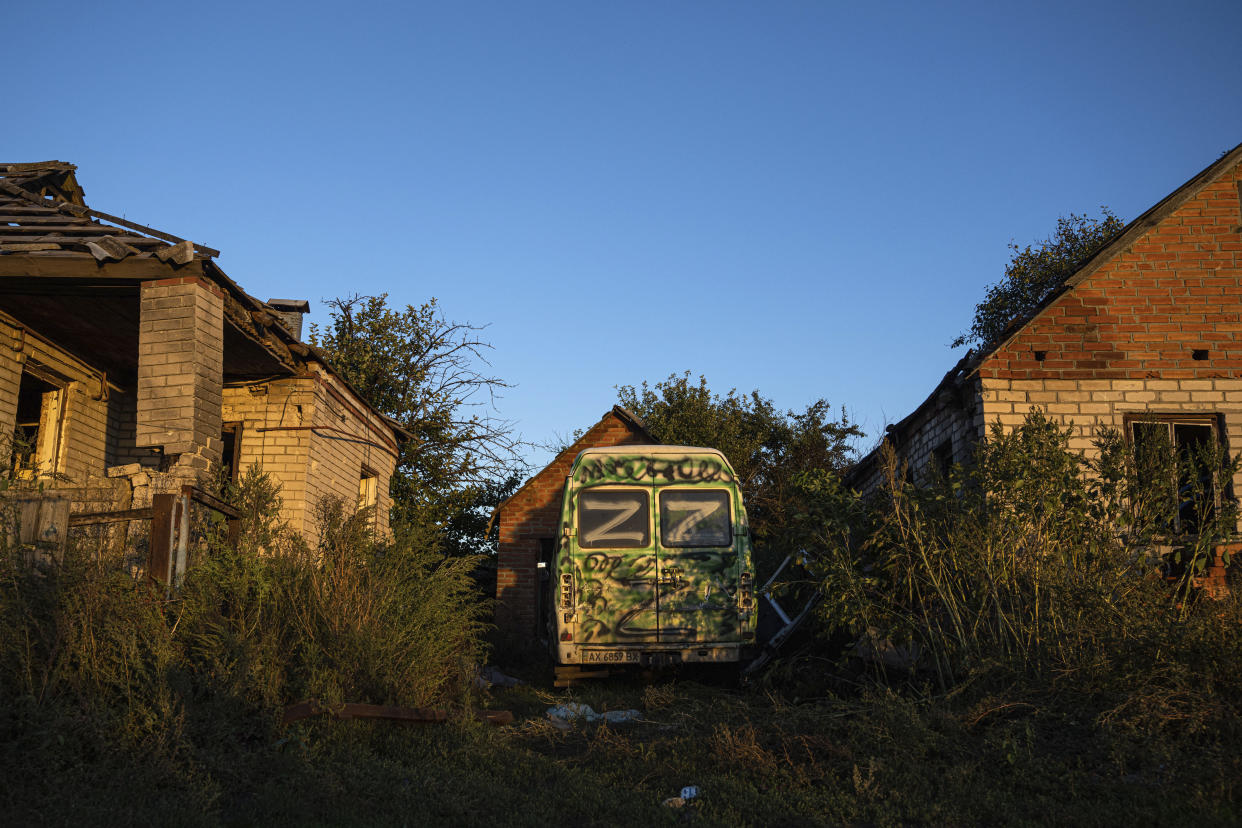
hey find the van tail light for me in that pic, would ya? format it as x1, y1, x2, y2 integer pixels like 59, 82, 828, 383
560, 631, 573, 642
739, 571, 754, 615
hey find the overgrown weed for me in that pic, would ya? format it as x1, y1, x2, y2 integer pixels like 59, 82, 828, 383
0, 466, 487, 823
2, 420, 1241, 823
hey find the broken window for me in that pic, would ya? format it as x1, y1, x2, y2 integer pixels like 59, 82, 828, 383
13, 364, 65, 478
1129, 414, 1226, 534
221, 422, 242, 483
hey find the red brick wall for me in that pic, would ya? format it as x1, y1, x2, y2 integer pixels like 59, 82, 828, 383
495, 412, 650, 638
854, 158, 1242, 496
980, 162, 1242, 383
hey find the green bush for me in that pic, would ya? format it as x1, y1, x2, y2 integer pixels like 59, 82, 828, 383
178, 478, 486, 716
0, 464, 487, 809
798, 409, 1242, 726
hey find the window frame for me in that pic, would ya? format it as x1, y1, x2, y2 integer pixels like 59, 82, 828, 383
1123, 411, 1230, 535
13, 361, 68, 479
575, 486, 652, 550
657, 487, 734, 549
358, 465, 379, 512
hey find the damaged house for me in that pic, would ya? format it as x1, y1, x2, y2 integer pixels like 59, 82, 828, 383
493, 406, 653, 640
0, 162, 403, 563
848, 142, 1242, 588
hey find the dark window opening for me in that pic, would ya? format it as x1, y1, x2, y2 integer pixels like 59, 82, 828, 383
1130, 415, 1225, 535
537, 536, 556, 642
13, 369, 60, 475
220, 422, 242, 483
934, 440, 953, 478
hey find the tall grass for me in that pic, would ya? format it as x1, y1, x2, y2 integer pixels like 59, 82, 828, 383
0, 465, 487, 806
795, 410, 1242, 726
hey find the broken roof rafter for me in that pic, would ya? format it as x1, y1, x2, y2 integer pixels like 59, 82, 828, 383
0, 160, 412, 444
0, 177, 220, 259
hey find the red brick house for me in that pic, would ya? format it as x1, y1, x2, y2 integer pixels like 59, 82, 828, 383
494, 406, 652, 638
848, 141, 1242, 587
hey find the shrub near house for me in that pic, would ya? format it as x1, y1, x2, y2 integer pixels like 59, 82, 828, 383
851, 142, 1242, 593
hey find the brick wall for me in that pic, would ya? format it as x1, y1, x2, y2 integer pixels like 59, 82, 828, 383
866, 160, 1242, 503
105, 391, 150, 468
495, 411, 650, 639
850, 382, 981, 494
979, 166, 1242, 388
58, 380, 109, 482
222, 378, 315, 538
221, 366, 399, 546
975, 160, 1242, 491
304, 366, 397, 541
136, 277, 223, 462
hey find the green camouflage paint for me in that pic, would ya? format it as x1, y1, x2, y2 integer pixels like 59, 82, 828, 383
554, 447, 755, 665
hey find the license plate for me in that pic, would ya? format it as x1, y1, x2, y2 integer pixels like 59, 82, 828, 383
582, 650, 639, 664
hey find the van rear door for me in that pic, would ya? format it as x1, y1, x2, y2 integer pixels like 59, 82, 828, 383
655, 487, 742, 645
572, 485, 659, 644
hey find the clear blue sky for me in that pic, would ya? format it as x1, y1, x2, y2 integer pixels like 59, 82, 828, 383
10, 0, 1242, 470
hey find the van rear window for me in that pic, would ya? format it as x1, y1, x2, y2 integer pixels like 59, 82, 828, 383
578, 489, 650, 548
660, 490, 731, 547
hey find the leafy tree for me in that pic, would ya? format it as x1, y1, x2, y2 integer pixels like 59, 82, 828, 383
953, 209, 1124, 350
616, 372, 861, 570
310, 295, 523, 551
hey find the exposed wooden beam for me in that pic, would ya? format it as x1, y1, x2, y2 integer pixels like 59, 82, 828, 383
0, 255, 201, 280
223, 292, 302, 373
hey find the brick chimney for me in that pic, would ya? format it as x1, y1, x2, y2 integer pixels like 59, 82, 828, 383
266, 299, 310, 340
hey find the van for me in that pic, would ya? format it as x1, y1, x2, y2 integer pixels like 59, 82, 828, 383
551, 445, 756, 675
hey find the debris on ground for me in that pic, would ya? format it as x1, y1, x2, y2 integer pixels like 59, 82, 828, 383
545, 703, 642, 729
663, 785, 701, 808
474, 665, 524, 689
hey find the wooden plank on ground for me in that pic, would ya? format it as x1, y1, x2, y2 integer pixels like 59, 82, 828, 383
69, 507, 153, 526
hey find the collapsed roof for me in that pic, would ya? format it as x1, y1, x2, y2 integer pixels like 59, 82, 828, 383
0, 161, 407, 438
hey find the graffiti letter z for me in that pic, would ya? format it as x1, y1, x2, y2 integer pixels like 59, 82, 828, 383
583, 497, 645, 545
665, 498, 724, 544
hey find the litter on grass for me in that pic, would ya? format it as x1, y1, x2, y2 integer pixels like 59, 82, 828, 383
663, 786, 700, 808
545, 703, 642, 728
474, 665, 524, 689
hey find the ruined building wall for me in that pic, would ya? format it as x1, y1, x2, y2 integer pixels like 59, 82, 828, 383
303, 366, 397, 541
222, 366, 398, 545
496, 413, 650, 639
976, 159, 1242, 498
853, 160, 1242, 500
1, 276, 399, 549
0, 312, 111, 478
222, 378, 315, 538
849, 381, 983, 498
0, 313, 129, 511
136, 276, 224, 477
